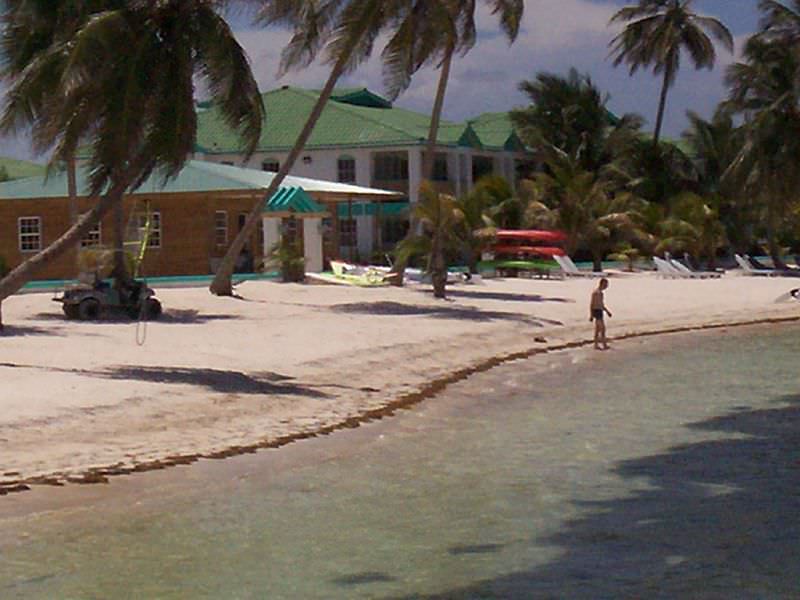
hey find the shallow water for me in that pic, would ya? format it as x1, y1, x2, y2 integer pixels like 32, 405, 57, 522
1, 325, 799, 598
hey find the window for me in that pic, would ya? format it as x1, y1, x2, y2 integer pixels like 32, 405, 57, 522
339, 218, 357, 247
81, 221, 102, 248
432, 153, 448, 182
337, 156, 356, 183
137, 211, 161, 248
472, 156, 494, 183
382, 217, 409, 246
373, 152, 408, 181
214, 211, 228, 246
262, 158, 280, 172
18, 217, 41, 252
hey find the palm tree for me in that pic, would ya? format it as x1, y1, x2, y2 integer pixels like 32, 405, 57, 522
609, 0, 733, 145
656, 192, 727, 268
724, 29, 800, 268
210, 0, 400, 296
385, 1, 523, 288
396, 182, 464, 298
0, 0, 263, 328
525, 147, 644, 271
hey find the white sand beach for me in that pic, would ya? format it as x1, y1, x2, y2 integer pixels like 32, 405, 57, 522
1, 272, 798, 491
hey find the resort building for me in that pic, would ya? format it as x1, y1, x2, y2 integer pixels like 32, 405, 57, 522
194, 86, 531, 260
0, 161, 399, 281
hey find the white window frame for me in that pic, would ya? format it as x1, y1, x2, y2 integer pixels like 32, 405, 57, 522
337, 156, 357, 183
214, 210, 228, 246
18, 217, 42, 252
262, 158, 280, 172
137, 211, 161, 248
80, 219, 102, 248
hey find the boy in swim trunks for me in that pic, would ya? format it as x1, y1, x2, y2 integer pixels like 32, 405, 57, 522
590, 278, 612, 350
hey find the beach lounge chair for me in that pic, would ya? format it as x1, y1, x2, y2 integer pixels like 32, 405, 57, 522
653, 257, 682, 278
747, 255, 800, 277
555, 255, 606, 278
734, 254, 777, 276
669, 259, 721, 279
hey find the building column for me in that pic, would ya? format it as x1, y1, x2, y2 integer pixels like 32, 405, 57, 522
262, 217, 281, 256
303, 218, 323, 273
465, 153, 474, 193
408, 147, 423, 205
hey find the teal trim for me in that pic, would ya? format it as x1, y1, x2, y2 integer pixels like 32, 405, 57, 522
337, 201, 409, 218
20, 272, 279, 294
265, 186, 326, 214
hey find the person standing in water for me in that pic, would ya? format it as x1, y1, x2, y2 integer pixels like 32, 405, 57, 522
590, 278, 612, 350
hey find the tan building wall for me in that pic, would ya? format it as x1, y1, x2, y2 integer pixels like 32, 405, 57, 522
0, 192, 264, 281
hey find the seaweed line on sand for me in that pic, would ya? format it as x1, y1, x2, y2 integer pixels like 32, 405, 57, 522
2, 314, 799, 497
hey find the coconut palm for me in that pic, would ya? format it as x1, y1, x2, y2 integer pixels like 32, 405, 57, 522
609, 0, 733, 145
210, 0, 402, 296
396, 181, 463, 298
724, 30, 800, 268
656, 192, 727, 268
682, 109, 751, 252
525, 147, 644, 271
0, 0, 263, 328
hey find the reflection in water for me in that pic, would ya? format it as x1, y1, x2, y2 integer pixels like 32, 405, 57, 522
1, 326, 799, 599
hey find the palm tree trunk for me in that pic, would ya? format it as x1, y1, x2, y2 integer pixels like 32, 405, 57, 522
653, 66, 671, 146
112, 198, 129, 281
209, 47, 356, 297
0, 178, 130, 330
391, 45, 454, 288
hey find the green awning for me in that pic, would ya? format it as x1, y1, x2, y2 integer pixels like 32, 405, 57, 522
337, 201, 409, 218
265, 186, 327, 214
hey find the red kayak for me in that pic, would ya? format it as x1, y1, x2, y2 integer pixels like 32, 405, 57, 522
493, 245, 565, 257
495, 230, 567, 243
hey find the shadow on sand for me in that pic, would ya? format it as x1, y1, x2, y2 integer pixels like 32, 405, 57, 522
329, 301, 563, 326
31, 309, 241, 325
0, 325, 62, 338
392, 394, 800, 599
92, 366, 329, 398
433, 289, 574, 304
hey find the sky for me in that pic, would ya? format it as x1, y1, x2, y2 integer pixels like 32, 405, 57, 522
0, 0, 763, 162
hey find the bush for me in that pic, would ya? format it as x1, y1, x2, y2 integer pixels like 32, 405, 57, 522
266, 238, 305, 282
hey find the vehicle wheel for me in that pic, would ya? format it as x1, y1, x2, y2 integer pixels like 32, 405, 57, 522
63, 304, 80, 319
143, 298, 162, 320
78, 298, 101, 320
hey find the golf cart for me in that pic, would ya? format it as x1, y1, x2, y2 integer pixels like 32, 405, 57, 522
55, 274, 162, 321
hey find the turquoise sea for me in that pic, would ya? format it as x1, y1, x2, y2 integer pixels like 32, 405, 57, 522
1, 324, 799, 598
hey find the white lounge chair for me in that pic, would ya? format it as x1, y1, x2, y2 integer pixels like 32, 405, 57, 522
735, 254, 777, 276
669, 259, 721, 279
653, 257, 682, 278
555, 255, 606, 278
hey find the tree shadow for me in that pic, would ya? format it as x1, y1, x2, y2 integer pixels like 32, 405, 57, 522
329, 302, 563, 326
30, 310, 241, 325
95, 366, 329, 398
396, 394, 800, 599
0, 325, 62, 338
435, 289, 574, 304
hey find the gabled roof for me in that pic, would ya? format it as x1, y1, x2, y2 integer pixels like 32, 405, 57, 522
0, 160, 402, 201
265, 187, 327, 215
196, 87, 528, 155
0, 157, 45, 180
468, 112, 526, 152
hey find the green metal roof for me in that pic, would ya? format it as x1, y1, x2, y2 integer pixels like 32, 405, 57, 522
196, 87, 525, 155
265, 187, 326, 214
468, 113, 526, 151
0, 157, 46, 180
0, 160, 401, 200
